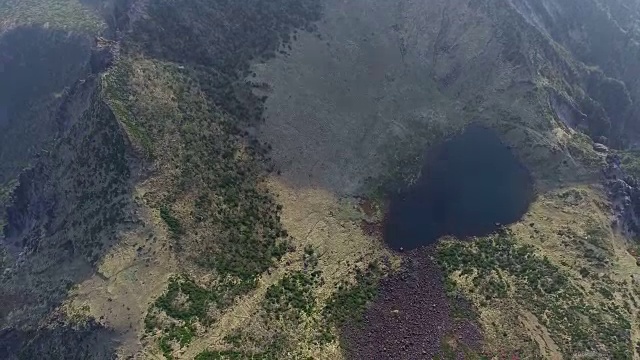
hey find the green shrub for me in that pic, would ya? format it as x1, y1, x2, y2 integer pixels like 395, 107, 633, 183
160, 206, 184, 238
323, 262, 383, 326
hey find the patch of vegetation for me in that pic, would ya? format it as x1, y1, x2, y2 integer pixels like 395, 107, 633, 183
0, 0, 104, 33
158, 323, 196, 359
323, 262, 383, 326
146, 274, 258, 358
102, 62, 155, 157
437, 232, 632, 358
619, 150, 640, 179
170, 66, 292, 280
159, 206, 183, 238
566, 132, 605, 169
189, 249, 324, 359
105, 59, 291, 282
153, 275, 256, 325
262, 269, 320, 321
260, 246, 321, 324
303, 244, 318, 268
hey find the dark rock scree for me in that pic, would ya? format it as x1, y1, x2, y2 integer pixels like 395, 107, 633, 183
342, 249, 482, 359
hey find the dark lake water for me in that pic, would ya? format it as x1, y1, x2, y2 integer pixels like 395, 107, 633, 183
0, 105, 8, 129
383, 124, 534, 251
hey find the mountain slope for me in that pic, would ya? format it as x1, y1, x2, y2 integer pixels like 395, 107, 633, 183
2, 0, 640, 359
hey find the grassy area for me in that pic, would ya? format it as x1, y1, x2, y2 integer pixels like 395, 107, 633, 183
187, 246, 390, 359
323, 262, 383, 326
262, 270, 320, 321
105, 0, 324, 351
104, 59, 291, 281
154, 275, 257, 323
437, 231, 633, 358
0, 0, 104, 33
261, 246, 321, 322
102, 62, 155, 157
145, 275, 258, 358
157, 323, 196, 359
192, 326, 292, 359
619, 150, 640, 179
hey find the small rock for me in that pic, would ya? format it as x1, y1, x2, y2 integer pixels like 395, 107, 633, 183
593, 143, 609, 153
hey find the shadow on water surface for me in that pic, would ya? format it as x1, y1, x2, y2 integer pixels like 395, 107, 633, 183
384, 124, 535, 251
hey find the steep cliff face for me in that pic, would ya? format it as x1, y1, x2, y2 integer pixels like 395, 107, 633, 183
0, 56, 135, 346
510, 0, 640, 144
2, 0, 640, 359
0, 27, 93, 185
0, 3, 133, 357
0, 0, 108, 189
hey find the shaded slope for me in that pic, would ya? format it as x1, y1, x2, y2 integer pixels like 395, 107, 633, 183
253, 0, 605, 195
1, 73, 136, 327
0, 6, 131, 356
0, 319, 117, 360
510, 0, 640, 145
0, 26, 92, 185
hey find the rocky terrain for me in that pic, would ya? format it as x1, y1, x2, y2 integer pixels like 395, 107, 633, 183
342, 248, 483, 360
2, 0, 640, 359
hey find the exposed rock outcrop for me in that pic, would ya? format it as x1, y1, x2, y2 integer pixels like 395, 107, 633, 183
604, 154, 640, 240
90, 37, 119, 74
